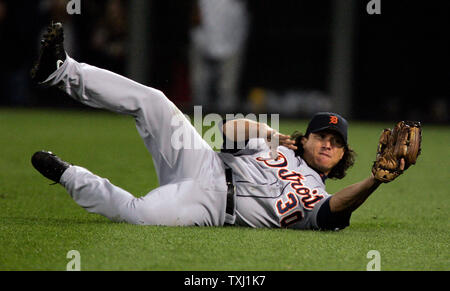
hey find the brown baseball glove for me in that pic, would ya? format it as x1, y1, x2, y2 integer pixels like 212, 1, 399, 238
372, 121, 422, 183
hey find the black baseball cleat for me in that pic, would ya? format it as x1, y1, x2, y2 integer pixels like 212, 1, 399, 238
30, 22, 66, 84
31, 151, 71, 184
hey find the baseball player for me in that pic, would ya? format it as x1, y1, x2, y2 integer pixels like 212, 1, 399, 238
31, 23, 421, 230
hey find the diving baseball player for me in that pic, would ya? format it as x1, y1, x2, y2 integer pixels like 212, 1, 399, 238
30, 23, 421, 230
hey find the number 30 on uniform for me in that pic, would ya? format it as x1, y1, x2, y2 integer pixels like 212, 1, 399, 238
276, 193, 303, 227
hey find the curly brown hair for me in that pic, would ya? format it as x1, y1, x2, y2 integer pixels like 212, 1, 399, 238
291, 131, 356, 179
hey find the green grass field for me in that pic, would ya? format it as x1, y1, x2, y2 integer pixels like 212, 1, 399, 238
0, 108, 448, 270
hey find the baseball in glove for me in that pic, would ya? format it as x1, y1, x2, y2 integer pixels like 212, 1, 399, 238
372, 121, 422, 183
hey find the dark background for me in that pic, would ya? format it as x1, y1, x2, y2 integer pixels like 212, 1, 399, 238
0, 0, 448, 123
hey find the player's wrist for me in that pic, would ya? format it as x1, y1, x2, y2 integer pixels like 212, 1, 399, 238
369, 172, 382, 185
368, 174, 383, 190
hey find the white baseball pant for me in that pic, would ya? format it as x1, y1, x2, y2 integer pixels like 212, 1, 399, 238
42, 55, 229, 226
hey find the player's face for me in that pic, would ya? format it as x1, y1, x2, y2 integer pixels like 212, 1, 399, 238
301, 130, 345, 175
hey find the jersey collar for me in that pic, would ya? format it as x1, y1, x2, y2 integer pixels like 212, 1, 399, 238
318, 172, 328, 183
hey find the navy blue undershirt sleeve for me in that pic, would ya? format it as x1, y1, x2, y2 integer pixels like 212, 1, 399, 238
316, 196, 352, 230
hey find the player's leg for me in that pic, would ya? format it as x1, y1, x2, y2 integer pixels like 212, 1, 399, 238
31, 23, 230, 226
60, 165, 227, 226
32, 151, 227, 226
44, 55, 214, 186
61, 166, 140, 223
32, 23, 215, 186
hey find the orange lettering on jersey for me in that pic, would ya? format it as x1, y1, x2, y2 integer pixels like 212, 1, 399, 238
256, 155, 325, 212
278, 169, 303, 182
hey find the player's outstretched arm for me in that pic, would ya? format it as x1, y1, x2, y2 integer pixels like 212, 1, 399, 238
329, 159, 405, 213
329, 174, 381, 213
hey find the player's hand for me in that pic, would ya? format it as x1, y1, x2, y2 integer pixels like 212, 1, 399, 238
277, 133, 298, 150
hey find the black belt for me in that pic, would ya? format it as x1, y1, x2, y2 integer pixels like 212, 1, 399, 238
225, 168, 235, 216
